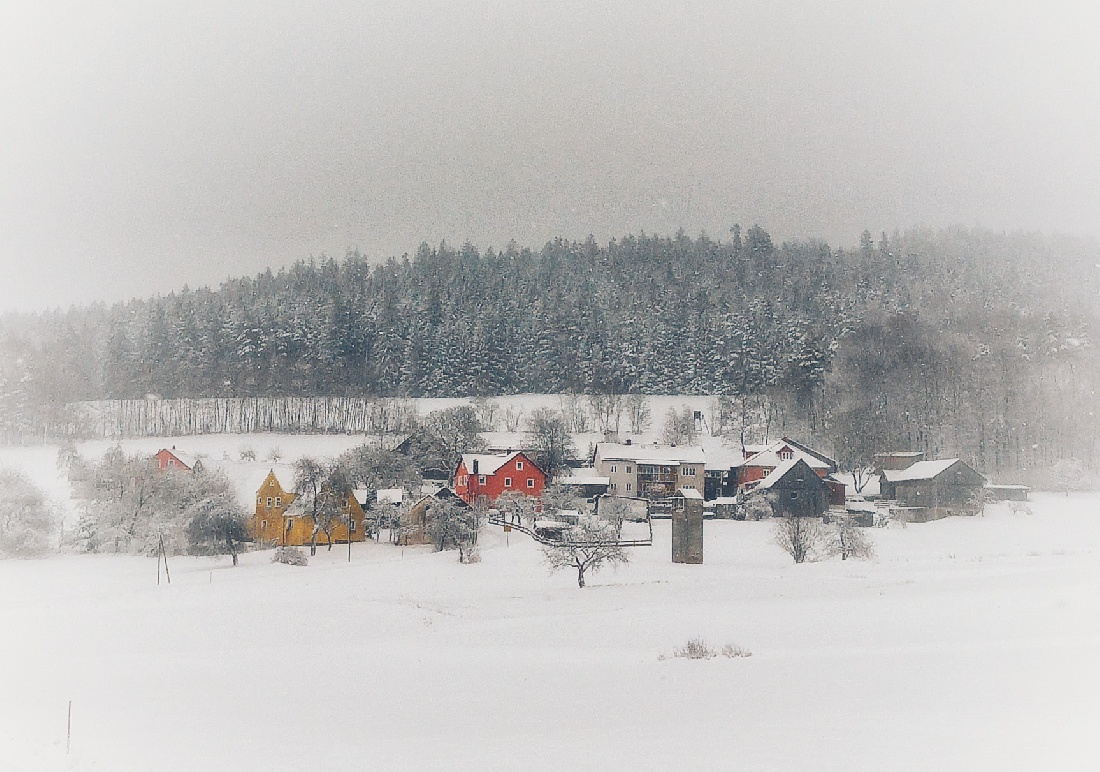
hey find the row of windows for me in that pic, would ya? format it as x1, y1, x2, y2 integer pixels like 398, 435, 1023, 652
609, 464, 698, 476
260, 516, 357, 532
461, 475, 537, 489
257, 496, 283, 508
608, 482, 633, 492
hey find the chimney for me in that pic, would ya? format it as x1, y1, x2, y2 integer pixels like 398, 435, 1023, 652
472, 459, 479, 474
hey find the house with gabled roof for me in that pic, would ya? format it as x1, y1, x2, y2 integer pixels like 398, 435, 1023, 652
454, 451, 546, 505
732, 438, 836, 488
748, 457, 832, 518
155, 447, 198, 472
879, 458, 986, 519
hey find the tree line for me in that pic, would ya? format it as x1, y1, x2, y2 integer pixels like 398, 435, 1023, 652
2, 225, 1099, 476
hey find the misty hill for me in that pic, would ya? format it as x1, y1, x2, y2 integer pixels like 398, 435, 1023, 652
2, 226, 1099, 475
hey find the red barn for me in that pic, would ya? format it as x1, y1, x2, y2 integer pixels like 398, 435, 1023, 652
454, 452, 545, 505
733, 438, 836, 487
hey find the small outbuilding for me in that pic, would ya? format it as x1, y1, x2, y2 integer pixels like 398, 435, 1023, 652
671, 488, 704, 564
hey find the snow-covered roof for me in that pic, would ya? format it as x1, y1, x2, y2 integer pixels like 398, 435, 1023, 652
704, 445, 748, 471
984, 484, 1031, 491
734, 440, 832, 471
460, 452, 524, 476
882, 458, 961, 482
375, 488, 404, 505
711, 496, 739, 506
676, 488, 704, 500
755, 457, 804, 489
158, 448, 199, 469
595, 442, 705, 465
557, 469, 610, 486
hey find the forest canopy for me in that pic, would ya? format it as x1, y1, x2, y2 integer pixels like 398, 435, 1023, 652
2, 225, 1098, 476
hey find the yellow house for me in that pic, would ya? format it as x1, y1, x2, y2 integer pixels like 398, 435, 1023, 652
250, 468, 366, 547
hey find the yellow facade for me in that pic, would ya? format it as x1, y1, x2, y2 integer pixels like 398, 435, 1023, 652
251, 470, 366, 547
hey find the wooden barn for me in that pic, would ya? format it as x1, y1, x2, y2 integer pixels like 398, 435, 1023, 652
880, 458, 986, 520
753, 458, 831, 519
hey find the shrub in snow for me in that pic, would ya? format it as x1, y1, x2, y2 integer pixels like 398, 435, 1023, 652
721, 643, 752, 658
0, 469, 60, 558
824, 514, 875, 561
675, 637, 717, 659
773, 516, 823, 564
741, 494, 773, 521
660, 638, 752, 661
273, 546, 308, 566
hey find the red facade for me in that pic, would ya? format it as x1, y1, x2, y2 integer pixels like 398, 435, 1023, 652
454, 452, 546, 505
155, 448, 192, 472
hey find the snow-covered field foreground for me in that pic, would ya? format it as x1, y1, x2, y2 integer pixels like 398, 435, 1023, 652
3, 495, 1099, 771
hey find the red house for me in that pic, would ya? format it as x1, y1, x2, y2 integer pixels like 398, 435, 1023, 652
454, 452, 546, 505
733, 438, 836, 487
155, 447, 196, 472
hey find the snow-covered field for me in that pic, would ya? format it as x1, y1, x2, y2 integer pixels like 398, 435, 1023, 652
2, 472, 1099, 769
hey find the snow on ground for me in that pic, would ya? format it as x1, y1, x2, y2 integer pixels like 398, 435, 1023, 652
2, 491, 1099, 770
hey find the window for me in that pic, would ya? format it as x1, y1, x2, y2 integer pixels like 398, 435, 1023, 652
610, 465, 618, 473
790, 491, 798, 500
285, 518, 294, 531
516, 460, 524, 470
780, 448, 794, 460
269, 480, 275, 488
527, 478, 535, 488
349, 519, 357, 532
261, 519, 268, 530
682, 466, 697, 476
266, 497, 273, 507
275, 497, 281, 507
479, 475, 486, 485
626, 466, 632, 474
504, 477, 512, 486
610, 483, 618, 491
682, 484, 695, 489
626, 483, 632, 491
256, 496, 261, 506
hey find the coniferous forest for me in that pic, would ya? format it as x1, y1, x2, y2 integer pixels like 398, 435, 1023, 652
2, 225, 1098, 477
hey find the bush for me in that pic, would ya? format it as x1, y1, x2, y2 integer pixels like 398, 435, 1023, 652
660, 637, 752, 661
273, 546, 308, 566
0, 469, 60, 558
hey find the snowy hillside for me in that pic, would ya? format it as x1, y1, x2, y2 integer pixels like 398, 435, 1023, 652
2, 490, 1099, 770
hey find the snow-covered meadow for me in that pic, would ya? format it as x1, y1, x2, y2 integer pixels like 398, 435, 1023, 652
2, 432, 1098, 771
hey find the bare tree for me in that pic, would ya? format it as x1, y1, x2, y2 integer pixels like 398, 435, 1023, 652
542, 517, 629, 588
625, 393, 651, 434
526, 408, 576, 479
293, 458, 350, 555
824, 514, 875, 561
559, 394, 590, 433
662, 404, 697, 445
426, 498, 481, 562
502, 405, 524, 433
586, 393, 624, 436
773, 516, 823, 564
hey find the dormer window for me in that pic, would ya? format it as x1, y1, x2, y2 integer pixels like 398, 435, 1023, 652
779, 448, 794, 460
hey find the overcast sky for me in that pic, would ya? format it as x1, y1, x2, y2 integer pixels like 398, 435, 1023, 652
1, 1, 1097, 313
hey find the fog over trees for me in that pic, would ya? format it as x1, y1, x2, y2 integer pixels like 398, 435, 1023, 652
1, 225, 1099, 476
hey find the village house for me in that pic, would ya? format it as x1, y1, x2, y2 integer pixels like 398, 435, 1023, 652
732, 438, 837, 487
249, 466, 366, 546
249, 467, 297, 543
592, 442, 705, 499
155, 447, 197, 472
283, 486, 367, 547
454, 451, 546, 505
748, 457, 832, 518
395, 486, 468, 545
879, 458, 987, 520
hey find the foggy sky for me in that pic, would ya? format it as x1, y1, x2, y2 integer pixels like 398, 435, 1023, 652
1, 1, 1098, 314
